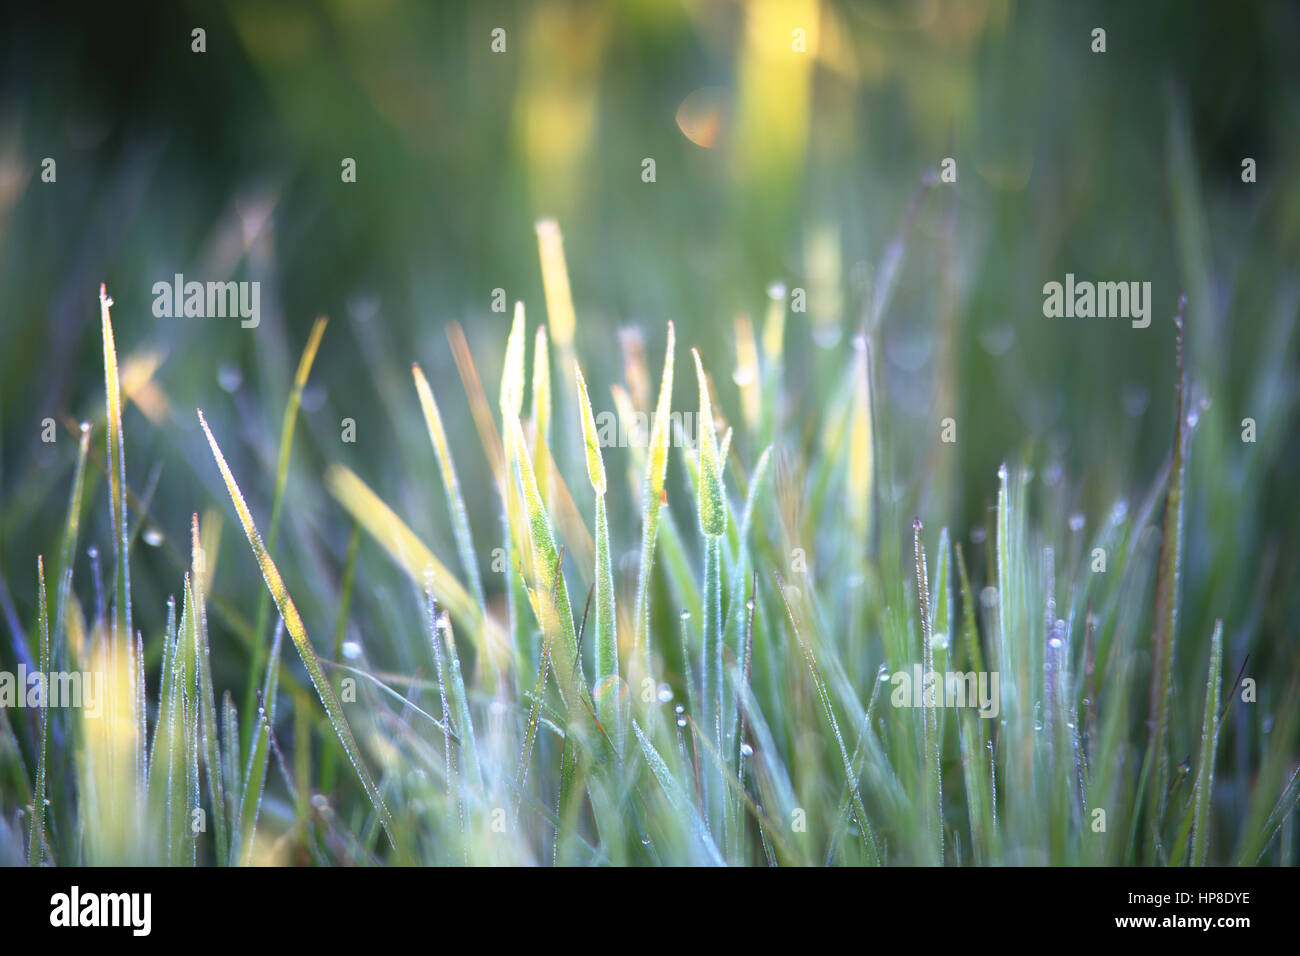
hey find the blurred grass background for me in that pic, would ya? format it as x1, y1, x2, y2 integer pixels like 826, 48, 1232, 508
1, 0, 1297, 772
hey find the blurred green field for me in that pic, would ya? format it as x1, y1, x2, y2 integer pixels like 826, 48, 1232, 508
0, 0, 1297, 865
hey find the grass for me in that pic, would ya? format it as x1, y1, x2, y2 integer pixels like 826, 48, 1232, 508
2, 191, 1298, 865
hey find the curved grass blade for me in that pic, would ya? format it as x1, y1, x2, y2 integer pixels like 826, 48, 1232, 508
412, 363, 486, 612
198, 409, 402, 854
245, 317, 327, 742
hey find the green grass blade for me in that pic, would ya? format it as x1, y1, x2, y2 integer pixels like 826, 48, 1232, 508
1144, 300, 1188, 858
27, 557, 50, 865
1189, 620, 1223, 865
190, 514, 228, 861
576, 363, 619, 748
633, 322, 674, 686
231, 710, 270, 866
246, 316, 327, 747
198, 409, 403, 855
412, 362, 486, 612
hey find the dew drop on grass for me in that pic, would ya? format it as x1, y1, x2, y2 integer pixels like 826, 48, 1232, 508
1048, 636, 1063, 650
1068, 513, 1085, 532
740, 743, 754, 757
877, 665, 890, 682
812, 324, 842, 349
218, 363, 243, 392
143, 527, 164, 547
932, 632, 950, 651
657, 684, 673, 703
979, 586, 998, 608
342, 640, 362, 660
970, 526, 986, 544
766, 281, 786, 301
1122, 383, 1149, 417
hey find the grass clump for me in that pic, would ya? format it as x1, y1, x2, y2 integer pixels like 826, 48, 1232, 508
1, 199, 1297, 867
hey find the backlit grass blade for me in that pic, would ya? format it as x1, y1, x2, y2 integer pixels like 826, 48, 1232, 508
536, 219, 577, 356
412, 362, 486, 612
245, 316, 327, 733
100, 285, 132, 682
198, 409, 402, 854
501, 300, 527, 423
576, 363, 619, 749
505, 410, 589, 717
325, 463, 509, 673
632, 322, 674, 686
532, 325, 553, 506
190, 514, 228, 860
27, 557, 50, 865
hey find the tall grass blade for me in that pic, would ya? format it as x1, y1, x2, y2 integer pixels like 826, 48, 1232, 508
198, 409, 402, 853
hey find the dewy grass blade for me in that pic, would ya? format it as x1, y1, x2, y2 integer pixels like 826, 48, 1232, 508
325, 463, 508, 672
231, 710, 270, 867
914, 520, 943, 864
246, 316, 327, 735
190, 514, 228, 860
28, 557, 50, 865
1144, 297, 1188, 857
198, 409, 402, 854
576, 363, 619, 748
777, 573, 880, 864
412, 362, 486, 612
100, 285, 132, 665
633, 322, 674, 686
1189, 620, 1223, 865
532, 325, 553, 506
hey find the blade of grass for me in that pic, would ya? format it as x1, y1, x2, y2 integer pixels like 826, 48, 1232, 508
632, 322, 675, 688
576, 363, 619, 750
198, 409, 402, 856
1143, 296, 1188, 860
27, 557, 50, 865
245, 316, 327, 747
412, 363, 486, 613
